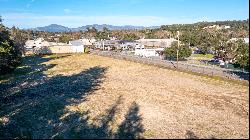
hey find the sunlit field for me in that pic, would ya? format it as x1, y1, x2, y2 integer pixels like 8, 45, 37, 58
0, 54, 248, 139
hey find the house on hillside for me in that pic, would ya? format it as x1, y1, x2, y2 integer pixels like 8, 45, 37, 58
203, 25, 222, 30
243, 38, 249, 44
203, 25, 230, 30
223, 25, 231, 29
228, 37, 249, 44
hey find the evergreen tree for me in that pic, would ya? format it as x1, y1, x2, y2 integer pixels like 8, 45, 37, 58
0, 17, 22, 74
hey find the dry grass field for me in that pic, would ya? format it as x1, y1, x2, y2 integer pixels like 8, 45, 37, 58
0, 54, 249, 139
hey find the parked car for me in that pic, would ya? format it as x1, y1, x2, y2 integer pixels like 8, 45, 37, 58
208, 59, 220, 66
208, 59, 220, 63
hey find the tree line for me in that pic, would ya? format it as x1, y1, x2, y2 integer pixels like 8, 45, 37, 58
0, 17, 249, 75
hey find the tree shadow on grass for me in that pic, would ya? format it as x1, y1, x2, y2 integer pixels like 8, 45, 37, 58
0, 54, 71, 83
0, 54, 71, 79
0, 58, 108, 138
185, 130, 199, 139
0, 55, 144, 139
54, 96, 123, 139
116, 102, 145, 139
185, 130, 216, 139
0, 54, 71, 104
52, 98, 145, 139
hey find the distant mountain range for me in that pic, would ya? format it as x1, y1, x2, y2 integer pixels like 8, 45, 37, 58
30, 24, 160, 32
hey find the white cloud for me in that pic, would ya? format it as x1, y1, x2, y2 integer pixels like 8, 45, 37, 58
64, 9, 71, 14
2, 13, 218, 29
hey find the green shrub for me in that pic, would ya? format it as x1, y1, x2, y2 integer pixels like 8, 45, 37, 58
0, 21, 22, 75
84, 47, 90, 53
164, 41, 192, 60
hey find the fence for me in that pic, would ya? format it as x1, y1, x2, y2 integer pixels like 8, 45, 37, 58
91, 50, 249, 81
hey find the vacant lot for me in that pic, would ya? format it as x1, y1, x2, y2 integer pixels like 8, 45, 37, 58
0, 54, 249, 139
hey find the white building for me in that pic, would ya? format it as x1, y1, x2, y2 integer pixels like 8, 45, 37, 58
203, 25, 223, 30
136, 38, 177, 48
25, 38, 50, 50
25, 40, 36, 49
224, 25, 231, 29
76, 38, 96, 46
203, 25, 231, 30
68, 40, 85, 53
134, 45, 164, 57
133, 38, 175, 57
25, 38, 87, 54
25, 38, 69, 50
119, 41, 142, 51
228, 38, 249, 44
243, 38, 249, 44
94, 40, 120, 50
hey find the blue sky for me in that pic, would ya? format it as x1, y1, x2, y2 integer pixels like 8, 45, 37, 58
0, 0, 249, 28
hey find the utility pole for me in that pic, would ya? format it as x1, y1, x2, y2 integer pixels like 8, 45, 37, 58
102, 40, 105, 51
177, 31, 179, 69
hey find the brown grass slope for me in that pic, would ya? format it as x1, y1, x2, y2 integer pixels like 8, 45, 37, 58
0, 54, 248, 139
